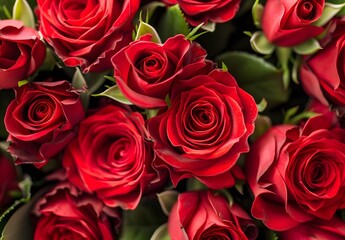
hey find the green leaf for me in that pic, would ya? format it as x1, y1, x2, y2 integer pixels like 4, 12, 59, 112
252, 0, 264, 28
216, 52, 290, 109
12, 0, 35, 28
251, 115, 272, 141
157, 190, 179, 216
157, 5, 190, 42
120, 197, 167, 240
315, 2, 345, 26
185, 22, 205, 40
250, 31, 275, 55
186, 178, 208, 191
201, 22, 215, 32
92, 85, 133, 105
221, 62, 228, 72
257, 98, 267, 112
71, 68, 90, 110
150, 224, 171, 240
292, 38, 322, 55
135, 21, 162, 43
276, 47, 292, 89
146, 109, 159, 119
17, 80, 28, 87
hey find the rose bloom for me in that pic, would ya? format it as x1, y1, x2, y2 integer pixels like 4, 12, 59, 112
37, 0, 140, 72
112, 34, 214, 109
300, 18, 345, 108
245, 116, 345, 231
262, 0, 325, 46
4, 81, 85, 167
161, 0, 241, 26
33, 182, 120, 240
280, 217, 345, 240
0, 154, 18, 209
168, 191, 258, 240
147, 69, 257, 189
0, 20, 46, 89
63, 104, 161, 210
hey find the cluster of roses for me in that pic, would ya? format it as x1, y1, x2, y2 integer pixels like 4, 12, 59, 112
0, 0, 345, 239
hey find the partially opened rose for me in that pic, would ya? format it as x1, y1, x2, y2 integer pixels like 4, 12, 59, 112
4, 81, 85, 167
63, 104, 162, 210
33, 182, 120, 240
147, 69, 257, 189
245, 116, 345, 231
161, 0, 241, 26
0, 20, 46, 89
168, 191, 258, 240
112, 34, 213, 108
37, 0, 140, 72
262, 0, 325, 46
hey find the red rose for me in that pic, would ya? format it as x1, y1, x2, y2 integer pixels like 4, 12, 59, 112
4, 81, 85, 167
0, 20, 46, 89
33, 182, 120, 240
262, 0, 325, 46
245, 116, 345, 231
37, 0, 140, 72
280, 217, 345, 240
161, 0, 241, 26
0, 154, 18, 209
112, 34, 213, 108
300, 19, 345, 108
168, 191, 258, 240
147, 69, 257, 189
63, 104, 161, 210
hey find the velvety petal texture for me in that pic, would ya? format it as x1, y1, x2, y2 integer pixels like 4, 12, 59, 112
37, 0, 140, 72
63, 104, 162, 210
112, 34, 214, 109
262, 0, 325, 46
245, 115, 345, 231
0, 20, 46, 89
147, 69, 257, 189
4, 81, 85, 167
168, 191, 258, 240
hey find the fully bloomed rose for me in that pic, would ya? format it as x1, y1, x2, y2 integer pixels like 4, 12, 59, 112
300, 18, 345, 108
0, 154, 18, 209
245, 116, 345, 231
168, 191, 258, 240
262, 0, 325, 46
147, 69, 257, 189
33, 182, 120, 240
112, 34, 213, 108
280, 217, 345, 240
4, 81, 85, 167
63, 104, 161, 210
0, 20, 46, 89
161, 0, 241, 26
37, 0, 140, 72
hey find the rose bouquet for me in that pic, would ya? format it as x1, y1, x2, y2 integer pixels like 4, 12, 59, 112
0, 0, 345, 239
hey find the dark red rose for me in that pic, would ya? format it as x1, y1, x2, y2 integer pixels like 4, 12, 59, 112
300, 18, 345, 108
63, 104, 162, 210
112, 34, 214, 108
0, 154, 18, 209
262, 0, 325, 46
161, 0, 241, 26
33, 182, 120, 240
147, 69, 257, 189
168, 191, 258, 240
0, 20, 46, 89
37, 0, 140, 72
245, 116, 345, 231
4, 81, 85, 167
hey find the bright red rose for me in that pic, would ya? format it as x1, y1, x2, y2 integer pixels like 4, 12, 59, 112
168, 191, 258, 240
33, 182, 120, 240
300, 18, 345, 108
37, 0, 140, 72
262, 0, 325, 46
0, 154, 18, 209
112, 34, 214, 108
0, 20, 46, 89
63, 104, 162, 210
280, 217, 345, 240
4, 81, 85, 167
147, 69, 257, 189
161, 0, 241, 26
245, 116, 345, 231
